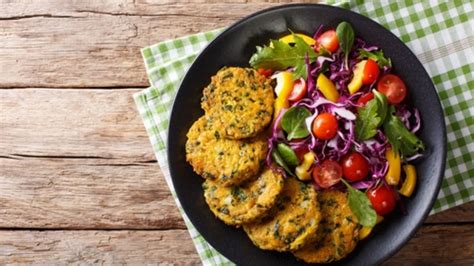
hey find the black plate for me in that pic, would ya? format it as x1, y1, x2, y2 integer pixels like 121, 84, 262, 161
168, 4, 446, 265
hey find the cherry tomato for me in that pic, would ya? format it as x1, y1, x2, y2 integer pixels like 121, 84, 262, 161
362, 59, 380, 85
377, 74, 407, 104
341, 151, 370, 182
317, 29, 339, 53
312, 113, 338, 140
312, 160, 342, 188
367, 185, 397, 215
357, 92, 374, 106
288, 78, 307, 102
257, 68, 273, 78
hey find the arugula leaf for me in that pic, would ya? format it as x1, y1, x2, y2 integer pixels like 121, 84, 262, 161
281, 106, 312, 140
336, 21, 355, 69
383, 106, 425, 158
272, 149, 294, 176
355, 91, 388, 141
276, 143, 300, 166
342, 179, 377, 227
358, 49, 392, 68
249, 34, 318, 79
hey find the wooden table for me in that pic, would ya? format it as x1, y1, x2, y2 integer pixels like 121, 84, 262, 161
1, 1, 473, 264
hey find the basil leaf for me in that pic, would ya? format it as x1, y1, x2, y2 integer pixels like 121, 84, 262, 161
336, 21, 355, 69
383, 106, 425, 158
249, 33, 318, 80
276, 143, 300, 166
281, 106, 312, 140
342, 180, 377, 227
358, 49, 392, 68
271, 149, 294, 176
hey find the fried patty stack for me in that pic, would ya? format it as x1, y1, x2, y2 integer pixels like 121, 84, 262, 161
185, 67, 360, 263
186, 66, 279, 225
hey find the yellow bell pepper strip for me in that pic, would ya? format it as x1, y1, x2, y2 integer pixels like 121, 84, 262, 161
347, 59, 368, 94
359, 215, 384, 240
272, 71, 294, 119
385, 148, 401, 185
399, 164, 417, 197
316, 73, 340, 102
279, 33, 316, 46
295, 151, 315, 181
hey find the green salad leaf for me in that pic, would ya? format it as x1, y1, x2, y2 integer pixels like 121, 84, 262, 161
249, 33, 318, 80
355, 91, 388, 141
281, 106, 312, 140
276, 143, 300, 166
358, 49, 392, 68
336, 21, 355, 69
383, 106, 425, 158
271, 149, 294, 176
342, 179, 377, 227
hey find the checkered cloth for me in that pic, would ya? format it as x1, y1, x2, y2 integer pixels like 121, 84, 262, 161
134, 1, 474, 264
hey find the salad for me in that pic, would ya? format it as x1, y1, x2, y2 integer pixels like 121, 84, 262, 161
249, 21, 425, 236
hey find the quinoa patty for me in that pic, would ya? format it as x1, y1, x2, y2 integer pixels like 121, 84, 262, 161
201, 67, 274, 139
293, 190, 361, 264
186, 115, 267, 186
203, 168, 284, 226
243, 178, 321, 252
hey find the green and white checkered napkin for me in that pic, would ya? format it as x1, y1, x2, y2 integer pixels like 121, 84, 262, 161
134, 1, 474, 264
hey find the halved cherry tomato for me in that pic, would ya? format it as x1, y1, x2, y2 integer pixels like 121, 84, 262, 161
377, 74, 407, 104
312, 160, 342, 188
288, 78, 307, 102
366, 185, 397, 215
341, 151, 370, 182
357, 92, 374, 106
362, 59, 380, 84
312, 113, 338, 140
257, 68, 273, 78
317, 29, 339, 53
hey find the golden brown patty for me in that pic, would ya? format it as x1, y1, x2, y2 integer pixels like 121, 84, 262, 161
293, 190, 361, 264
185, 115, 267, 186
243, 178, 321, 252
201, 67, 274, 139
203, 168, 284, 226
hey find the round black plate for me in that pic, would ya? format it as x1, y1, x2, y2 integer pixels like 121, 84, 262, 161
168, 4, 446, 265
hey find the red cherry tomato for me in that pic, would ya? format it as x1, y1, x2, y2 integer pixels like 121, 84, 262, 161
357, 92, 374, 106
341, 151, 370, 182
367, 185, 397, 215
362, 59, 380, 85
377, 74, 407, 104
288, 78, 307, 102
257, 68, 273, 78
312, 160, 342, 188
312, 113, 338, 140
317, 29, 339, 53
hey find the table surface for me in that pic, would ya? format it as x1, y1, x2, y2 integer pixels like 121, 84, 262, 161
1, 1, 473, 264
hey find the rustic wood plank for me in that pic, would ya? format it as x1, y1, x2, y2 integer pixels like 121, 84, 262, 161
0, 89, 154, 161
0, 1, 313, 88
385, 224, 474, 265
0, 229, 201, 264
426, 201, 474, 224
0, 88, 184, 229
0, 224, 472, 264
0, 157, 184, 229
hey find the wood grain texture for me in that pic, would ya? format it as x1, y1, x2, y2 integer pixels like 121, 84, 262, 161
0, 225, 472, 265
0, 229, 201, 264
0, 89, 184, 229
0, 1, 313, 88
